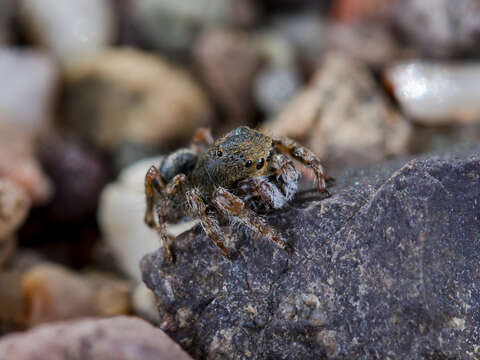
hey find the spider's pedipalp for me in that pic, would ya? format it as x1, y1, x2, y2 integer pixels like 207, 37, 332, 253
213, 187, 292, 252
270, 153, 300, 201
237, 177, 288, 210
272, 136, 329, 194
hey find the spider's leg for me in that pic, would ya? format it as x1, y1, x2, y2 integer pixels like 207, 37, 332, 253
213, 187, 292, 252
270, 153, 300, 201
144, 166, 173, 261
186, 188, 232, 259
192, 127, 214, 154
144, 166, 166, 227
272, 136, 329, 194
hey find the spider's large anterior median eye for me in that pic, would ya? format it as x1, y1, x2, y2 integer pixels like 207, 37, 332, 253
216, 150, 222, 157
245, 160, 253, 168
256, 158, 265, 170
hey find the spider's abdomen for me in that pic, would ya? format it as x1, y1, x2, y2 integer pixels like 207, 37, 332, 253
159, 149, 198, 182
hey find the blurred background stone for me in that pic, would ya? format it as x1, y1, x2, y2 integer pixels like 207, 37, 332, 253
0, 0, 15, 44
0, 316, 194, 360
385, 61, 480, 125
393, 0, 480, 58
63, 49, 212, 154
194, 30, 261, 128
98, 156, 197, 282
263, 52, 411, 171
252, 32, 301, 117
18, 0, 115, 66
130, 0, 259, 56
0, 122, 52, 205
22, 263, 131, 327
0, 48, 58, 135
0, 180, 30, 241
324, 21, 405, 67
0, 179, 30, 267
330, 0, 398, 22
269, 13, 325, 68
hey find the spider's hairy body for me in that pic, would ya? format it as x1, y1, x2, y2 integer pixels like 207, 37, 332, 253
144, 126, 329, 261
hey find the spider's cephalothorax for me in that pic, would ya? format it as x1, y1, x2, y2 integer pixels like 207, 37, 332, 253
144, 126, 329, 261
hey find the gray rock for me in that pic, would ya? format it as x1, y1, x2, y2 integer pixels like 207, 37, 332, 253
142, 146, 480, 359
0, 316, 193, 360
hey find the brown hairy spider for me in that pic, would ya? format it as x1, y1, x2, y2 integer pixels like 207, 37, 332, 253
144, 126, 329, 261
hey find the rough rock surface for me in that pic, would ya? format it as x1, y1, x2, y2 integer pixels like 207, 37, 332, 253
0, 316, 193, 360
142, 145, 480, 359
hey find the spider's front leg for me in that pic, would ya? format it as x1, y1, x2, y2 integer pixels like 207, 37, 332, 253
144, 166, 173, 262
185, 188, 232, 259
272, 136, 329, 194
213, 187, 293, 252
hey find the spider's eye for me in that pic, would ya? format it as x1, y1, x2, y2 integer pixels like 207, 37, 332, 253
245, 160, 253, 168
216, 150, 222, 157
256, 158, 265, 170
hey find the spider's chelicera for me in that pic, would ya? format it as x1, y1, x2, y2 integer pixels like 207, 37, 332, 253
144, 126, 329, 261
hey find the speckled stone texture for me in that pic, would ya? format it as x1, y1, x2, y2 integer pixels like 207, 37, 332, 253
142, 146, 480, 359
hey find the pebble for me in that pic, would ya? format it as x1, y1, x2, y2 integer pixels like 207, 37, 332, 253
262, 52, 412, 169
22, 263, 131, 327
394, 0, 480, 58
132, 0, 258, 54
194, 30, 260, 125
0, 316, 193, 360
19, 0, 115, 66
0, 0, 15, 44
325, 21, 405, 67
0, 179, 30, 241
98, 156, 197, 282
385, 61, 480, 125
0, 177, 30, 266
64, 48, 212, 152
253, 65, 300, 116
0, 48, 58, 135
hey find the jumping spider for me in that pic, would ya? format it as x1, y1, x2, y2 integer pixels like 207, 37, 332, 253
144, 126, 329, 261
